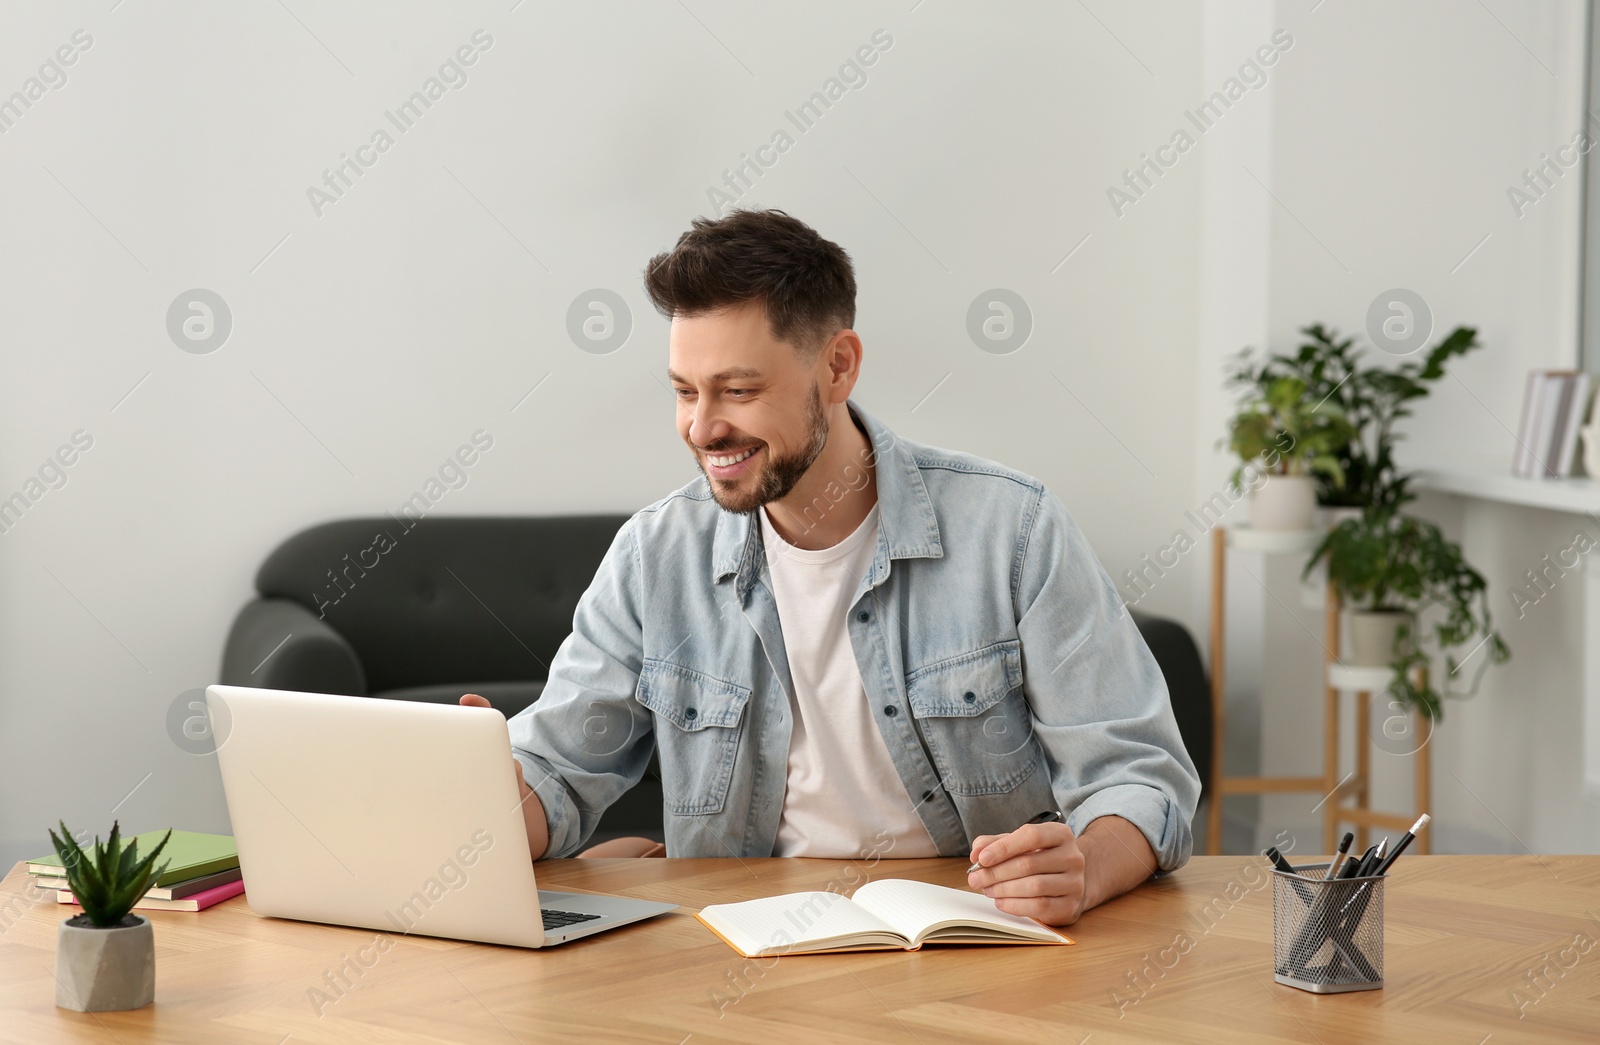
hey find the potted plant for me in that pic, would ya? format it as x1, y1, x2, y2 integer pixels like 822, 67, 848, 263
49, 821, 171, 1012
1223, 365, 1355, 531
1252, 323, 1484, 513
1305, 508, 1509, 719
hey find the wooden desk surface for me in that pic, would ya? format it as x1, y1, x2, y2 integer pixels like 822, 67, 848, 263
2, 854, 1597, 1043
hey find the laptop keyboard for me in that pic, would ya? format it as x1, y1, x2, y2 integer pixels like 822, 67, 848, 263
542, 907, 603, 931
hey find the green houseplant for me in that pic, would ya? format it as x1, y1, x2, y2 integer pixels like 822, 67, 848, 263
1251, 323, 1484, 511
1223, 318, 1507, 719
1305, 509, 1509, 719
1223, 363, 1356, 530
49, 821, 171, 1012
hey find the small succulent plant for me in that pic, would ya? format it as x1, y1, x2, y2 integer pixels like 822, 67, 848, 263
49, 821, 172, 927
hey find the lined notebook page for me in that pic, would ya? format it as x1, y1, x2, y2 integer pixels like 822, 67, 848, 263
699, 891, 900, 953
851, 880, 1065, 943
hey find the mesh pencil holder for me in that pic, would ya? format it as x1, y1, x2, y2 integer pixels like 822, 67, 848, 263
1271, 864, 1384, 993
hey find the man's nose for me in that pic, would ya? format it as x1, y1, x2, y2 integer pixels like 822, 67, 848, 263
689, 400, 729, 448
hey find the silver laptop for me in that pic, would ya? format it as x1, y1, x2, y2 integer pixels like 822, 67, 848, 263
206, 684, 676, 948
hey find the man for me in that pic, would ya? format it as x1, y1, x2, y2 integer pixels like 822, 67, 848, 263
462, 208, 1199, 926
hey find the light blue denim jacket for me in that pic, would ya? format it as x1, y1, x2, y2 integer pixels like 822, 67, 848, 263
508, 399, 1200, 868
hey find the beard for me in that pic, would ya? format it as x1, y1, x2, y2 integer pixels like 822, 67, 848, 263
699, 382, 830, 515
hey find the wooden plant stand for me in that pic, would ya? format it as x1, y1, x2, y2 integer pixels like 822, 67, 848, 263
1207, 525, 1432, 856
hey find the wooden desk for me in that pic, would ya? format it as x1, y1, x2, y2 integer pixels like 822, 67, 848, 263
2, 855, 1597, 1043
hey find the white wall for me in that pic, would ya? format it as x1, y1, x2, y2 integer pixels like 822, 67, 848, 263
3, 0, 1592, 871
1244, 0, 1596, 854
1187, 0, 1280, 852
0, 1, 1209, 869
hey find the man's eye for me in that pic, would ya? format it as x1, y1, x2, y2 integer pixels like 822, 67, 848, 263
728, 389, 751, 398
673, 388, 693, 398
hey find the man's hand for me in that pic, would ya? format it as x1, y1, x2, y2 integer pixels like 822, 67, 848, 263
967, 815, 1158, 927
967, 821, 1087, 926
460, 693, 549, 862
458, 693, 528, 794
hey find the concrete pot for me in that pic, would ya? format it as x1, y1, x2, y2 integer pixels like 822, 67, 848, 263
1347, 610, 1415, 668
56, 913, 154, 1012
1249, 475, 1318, 531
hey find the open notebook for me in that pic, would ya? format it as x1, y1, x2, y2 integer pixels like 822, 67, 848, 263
697, 879, 1075, 957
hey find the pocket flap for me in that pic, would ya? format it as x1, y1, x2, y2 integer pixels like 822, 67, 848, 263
905, 640, 1023, 717
637, 661, 751, 732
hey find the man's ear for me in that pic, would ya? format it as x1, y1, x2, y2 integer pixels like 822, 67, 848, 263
822, 329, 864, 402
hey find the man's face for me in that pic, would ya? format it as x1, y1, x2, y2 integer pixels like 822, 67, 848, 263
667, 302, 831, 515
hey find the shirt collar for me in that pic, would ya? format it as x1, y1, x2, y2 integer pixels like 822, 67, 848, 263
711, 398, 943, 599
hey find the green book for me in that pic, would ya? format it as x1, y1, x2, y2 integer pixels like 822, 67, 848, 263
27, 830, 237, 887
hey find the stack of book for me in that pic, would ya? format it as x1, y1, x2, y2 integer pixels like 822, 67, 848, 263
27, 830, 243, 912
1514, 370, 1594, 478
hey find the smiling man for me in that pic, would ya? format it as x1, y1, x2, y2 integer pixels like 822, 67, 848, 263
465, 208, 1199, 926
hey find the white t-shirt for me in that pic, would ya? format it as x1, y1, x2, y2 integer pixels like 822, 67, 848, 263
760, 501, 939, 859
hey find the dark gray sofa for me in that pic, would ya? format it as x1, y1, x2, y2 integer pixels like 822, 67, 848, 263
220, 514, 1211, 846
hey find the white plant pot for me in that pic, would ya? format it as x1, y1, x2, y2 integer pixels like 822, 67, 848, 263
1249, 475, 1318, 531
1346, 610, 1415, 668
56, 913, 154, 1012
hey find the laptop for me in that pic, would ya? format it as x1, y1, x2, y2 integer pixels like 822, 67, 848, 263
206, 684, 677, 948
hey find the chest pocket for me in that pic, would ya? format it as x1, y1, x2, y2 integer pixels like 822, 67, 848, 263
637, 660, 751, 816
904, 639, 1038, 796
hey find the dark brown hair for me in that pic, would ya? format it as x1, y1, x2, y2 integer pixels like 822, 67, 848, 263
643, 208, 856, 356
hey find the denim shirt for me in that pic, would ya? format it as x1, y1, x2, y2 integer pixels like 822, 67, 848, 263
508, 399, 1201, 868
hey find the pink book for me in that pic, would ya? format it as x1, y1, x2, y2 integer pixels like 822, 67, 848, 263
58, 878, 245, 913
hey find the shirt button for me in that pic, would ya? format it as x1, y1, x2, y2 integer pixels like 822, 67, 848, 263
684, 707, 697, 720
857, 611, 870, 622
884, 705, 898, 717
923, 789, 937, 802
963, 691, 977, 703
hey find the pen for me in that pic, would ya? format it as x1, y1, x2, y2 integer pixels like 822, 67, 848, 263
1284, 856, 1356, 971
1267, 846, 1314, 905
1265, 846, 1297, 875
1372, 814, 1429, 877
967, 810, 1064, 873
1325, 835, 1394, 982
1326, 820, 1428, 980
1324, 832, 1354, 880
1362, 838, 1389, 876
1334, 839, 1390, 925
1286, 838, 1388, 979
1341, 843, 1377, 878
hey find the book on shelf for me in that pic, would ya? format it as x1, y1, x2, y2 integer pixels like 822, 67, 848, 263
1555, 374, 1592, 478
29, 865, 242, 901
27, 830, 238, 888
57, 878, 244, 913
696, 879, 1074, 957
1514, 370, 1593, 479
1516, 371, 1542, 476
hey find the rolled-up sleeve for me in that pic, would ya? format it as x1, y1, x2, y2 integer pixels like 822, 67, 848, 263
506, 515, 656, 858
1013, 486, 1201, 871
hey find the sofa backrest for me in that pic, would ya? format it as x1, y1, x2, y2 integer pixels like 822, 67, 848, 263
255, 514, 631, 693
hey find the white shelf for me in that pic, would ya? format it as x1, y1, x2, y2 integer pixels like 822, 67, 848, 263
1416, 467, 1600, 791
1228, 525, 1325, 555
1415, 467, 1600, 515
1327, 663, 1398, 693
